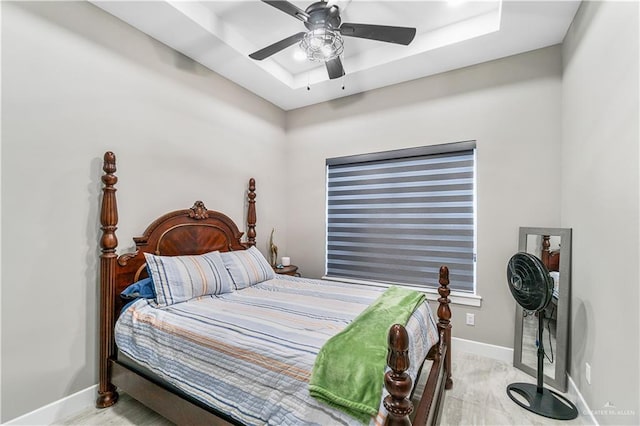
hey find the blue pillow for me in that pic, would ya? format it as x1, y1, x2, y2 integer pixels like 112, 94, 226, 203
121, 277, 156, 300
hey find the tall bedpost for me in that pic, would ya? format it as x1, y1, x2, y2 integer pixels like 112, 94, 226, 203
437, 266, 453, 389
96, 152, 119, 408
541, 235, 551, 267
246, 178, 256, 247
383, 324, 413, 426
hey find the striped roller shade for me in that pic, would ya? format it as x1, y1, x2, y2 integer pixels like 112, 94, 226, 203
326, 141, 476, 292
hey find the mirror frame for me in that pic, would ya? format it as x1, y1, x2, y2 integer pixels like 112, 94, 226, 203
514, 227, 572, 392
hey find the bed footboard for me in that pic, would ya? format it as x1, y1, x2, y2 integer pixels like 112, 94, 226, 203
384, 266, 452, 426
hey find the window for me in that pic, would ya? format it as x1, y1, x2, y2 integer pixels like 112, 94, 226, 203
326, 141, 476, 293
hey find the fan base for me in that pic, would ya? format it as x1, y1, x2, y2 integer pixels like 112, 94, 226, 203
507, 383, 578, 420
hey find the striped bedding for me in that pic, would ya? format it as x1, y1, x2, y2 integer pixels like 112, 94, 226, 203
115, 275, 440, 425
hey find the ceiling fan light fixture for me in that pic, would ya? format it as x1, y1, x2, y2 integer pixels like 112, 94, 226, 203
300, 27, 344, 62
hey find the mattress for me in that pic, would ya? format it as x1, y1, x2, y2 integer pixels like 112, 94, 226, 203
115, 275, 439, 425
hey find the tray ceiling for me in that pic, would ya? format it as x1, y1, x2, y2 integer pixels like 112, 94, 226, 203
91, 1, 581, 110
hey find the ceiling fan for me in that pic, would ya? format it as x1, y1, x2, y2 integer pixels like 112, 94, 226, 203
248, 0, 417, 80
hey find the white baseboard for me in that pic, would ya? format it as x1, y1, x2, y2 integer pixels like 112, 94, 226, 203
452, 336, 513, 363
452, 337, 597, 425
568, 375, 599, 425
4, 384, 96, 426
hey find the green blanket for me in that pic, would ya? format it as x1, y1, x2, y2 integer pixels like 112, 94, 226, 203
308, 286, 426, 423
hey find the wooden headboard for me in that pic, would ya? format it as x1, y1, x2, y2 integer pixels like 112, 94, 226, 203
97, 151, 257, 407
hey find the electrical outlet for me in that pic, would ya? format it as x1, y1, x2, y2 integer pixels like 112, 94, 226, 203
466, 313, 475, 326
586, 362, 591, 385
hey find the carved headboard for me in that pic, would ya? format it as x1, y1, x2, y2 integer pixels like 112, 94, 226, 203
113, 201, 255, 312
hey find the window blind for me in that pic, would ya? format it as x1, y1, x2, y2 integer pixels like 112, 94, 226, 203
326, 142, 476, 292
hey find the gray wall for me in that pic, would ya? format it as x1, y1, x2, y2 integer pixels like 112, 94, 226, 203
286, 46, 563, 347
562, 2, 639, 424
2, 0, 639, 423
1, 2, 287, 421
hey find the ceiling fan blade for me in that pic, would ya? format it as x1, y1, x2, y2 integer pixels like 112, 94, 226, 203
249, 32, 306, 60
339, 23, 416, 45
262, 0, 309, 22
325, 56, 345, 80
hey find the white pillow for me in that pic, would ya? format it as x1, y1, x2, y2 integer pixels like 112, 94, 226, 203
221, 246, 275, 290
144, 250, 234, 307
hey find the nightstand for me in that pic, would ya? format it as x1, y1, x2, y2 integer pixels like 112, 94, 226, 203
273, 265, 300, 276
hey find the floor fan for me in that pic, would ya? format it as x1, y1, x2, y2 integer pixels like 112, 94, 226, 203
506, 252, 578, 420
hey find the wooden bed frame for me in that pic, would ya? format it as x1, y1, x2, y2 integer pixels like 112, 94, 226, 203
96, 151, 453, 425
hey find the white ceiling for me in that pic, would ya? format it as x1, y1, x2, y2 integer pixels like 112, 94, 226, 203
91, 1, 581, 111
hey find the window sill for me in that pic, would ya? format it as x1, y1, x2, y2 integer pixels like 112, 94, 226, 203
321, 276, 482, 307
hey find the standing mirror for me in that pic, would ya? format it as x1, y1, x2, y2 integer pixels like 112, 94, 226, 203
513, 227, 572, 392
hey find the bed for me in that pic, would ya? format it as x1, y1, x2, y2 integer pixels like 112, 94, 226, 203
96, 151, 453, 425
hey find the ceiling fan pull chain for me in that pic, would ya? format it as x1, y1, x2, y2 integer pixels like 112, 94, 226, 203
341, 56, 346, 90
